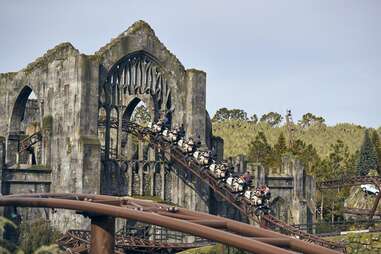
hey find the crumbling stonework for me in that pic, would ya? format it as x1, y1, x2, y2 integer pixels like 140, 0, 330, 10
0, 20, 219, 232
235, 155, 316, 225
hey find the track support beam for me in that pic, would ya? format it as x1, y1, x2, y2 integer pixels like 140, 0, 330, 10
90, 215, 115, 254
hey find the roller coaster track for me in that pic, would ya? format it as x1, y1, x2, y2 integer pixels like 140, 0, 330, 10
58, 229, 209, 253
343, 208, 381, 217
261, 214, 342, 249
317, 176, 381, 190
121, 122, 345, 251
317, 176, 381, 224
0, 193, 341, 254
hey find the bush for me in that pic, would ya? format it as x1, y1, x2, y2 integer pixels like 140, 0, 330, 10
18, 219, 61, 254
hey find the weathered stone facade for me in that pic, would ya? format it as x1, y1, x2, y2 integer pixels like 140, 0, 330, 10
0, 20, 217, 231
234, 155, 316, 225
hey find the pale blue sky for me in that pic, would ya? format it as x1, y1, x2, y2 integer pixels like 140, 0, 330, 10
0, 0, 380, 127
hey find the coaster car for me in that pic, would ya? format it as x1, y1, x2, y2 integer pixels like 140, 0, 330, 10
177, 138, 196, 154
243, 190, 262, 206
148, 121, 163, 134
226, 176, 245, 193
193, 150, 211, 166
162, 127, 183, 144
208, 162, 228, 179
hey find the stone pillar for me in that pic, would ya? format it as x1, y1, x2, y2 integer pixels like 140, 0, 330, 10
80, 136, 101, 194
160, 163, 165, 200
127, 163, 133, 195
117, 106, 125, 158
0, 137, 5, 195
185, 69, 206, 145
6, 132, 20, 166
149, 165, 154, 196
138, 141, 144, 195
256, 164, 266, 186
212, 136, 224, 162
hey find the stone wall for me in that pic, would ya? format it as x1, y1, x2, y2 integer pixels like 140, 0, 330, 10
326, 232, 381, 254
236, 155, 316, 225
0, 20, 223, 233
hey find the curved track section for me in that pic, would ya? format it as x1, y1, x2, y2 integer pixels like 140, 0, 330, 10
317, 176, 381, 189
318, 176, 381, 223
123, 122, 344, 251
58, 229, 208, 254
0, 193, 341, 254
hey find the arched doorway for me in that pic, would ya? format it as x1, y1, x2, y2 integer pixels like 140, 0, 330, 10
7, 86, 41, 166
121, 99, 152, 161
99, 51, 172, 162
99, 51, 173, 195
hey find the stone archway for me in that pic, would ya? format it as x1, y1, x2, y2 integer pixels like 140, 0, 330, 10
7, 86, 41, 166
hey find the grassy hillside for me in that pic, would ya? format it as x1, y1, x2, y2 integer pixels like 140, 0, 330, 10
212, 121, 375, 159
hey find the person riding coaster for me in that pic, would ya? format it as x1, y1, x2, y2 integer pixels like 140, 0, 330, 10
148, 120, 163, 134
192, 150, 211, 166
162, 125, 184, 144
259, 185, 271, 200
243, 189, 262, 206
177, 137, 197, 154
208, 161, 229, 179
225, 176, 245, 193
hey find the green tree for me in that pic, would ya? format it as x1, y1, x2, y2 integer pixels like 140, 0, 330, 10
356, 130, 378, 176
274, 132, 287, 156
212, 108, 248, 122
229, 109, 248, 121
289, 139, 321, 176
327, 140, 351, 176
131, 105, 151, 126
272, 132, 288, 170
371, 130, 381, 175
248, 132, 273, 167
298, 113, 325, 128
260, 112, 283, 127
212, 108, 229, 122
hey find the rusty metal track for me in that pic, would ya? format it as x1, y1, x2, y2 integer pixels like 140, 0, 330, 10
317, 176, 381, 190
0, 193, 342, 254
121, 122, 344, 251
318, 176, 381, 225
262, 214, 341, 249
58, 229, 210, 253
343, 208, 381, 216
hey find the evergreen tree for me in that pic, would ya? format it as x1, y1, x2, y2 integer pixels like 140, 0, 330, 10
248, 132, 273, 167
272, 132, 288, 170
274, 132, 287, 156
371, 130, 381, 175
356, 130, 378, 176
328, 139, 351, 176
